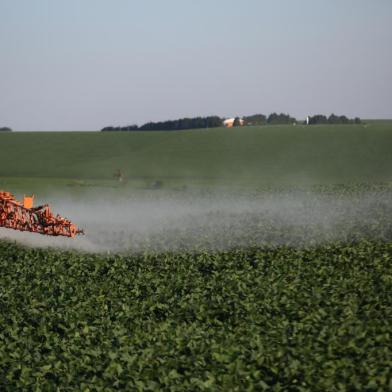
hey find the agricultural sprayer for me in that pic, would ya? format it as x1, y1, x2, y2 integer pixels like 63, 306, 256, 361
0, 191, 84, 237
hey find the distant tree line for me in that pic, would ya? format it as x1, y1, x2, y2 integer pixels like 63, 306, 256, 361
101, 112, 361, 131
266, 113, 296, 125
242, 113, 296, 126
307, 114, 361, 125
242, 113, 361, 126
242, 114, 267, 126
101, 116, 222, 132
0, 127, 12, 132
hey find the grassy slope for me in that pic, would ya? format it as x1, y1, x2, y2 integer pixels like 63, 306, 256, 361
0, 122, 392, 194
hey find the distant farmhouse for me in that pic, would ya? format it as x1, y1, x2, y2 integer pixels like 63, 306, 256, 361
223, 118, 244, 128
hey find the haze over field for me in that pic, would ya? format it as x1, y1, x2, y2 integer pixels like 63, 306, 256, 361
1, 0, 391, 131
0, 188, 391, 252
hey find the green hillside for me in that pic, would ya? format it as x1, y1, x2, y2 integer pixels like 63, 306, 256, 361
1, 122, 392, 194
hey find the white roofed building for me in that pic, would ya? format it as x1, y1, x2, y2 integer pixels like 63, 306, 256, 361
223, 117, 244, 128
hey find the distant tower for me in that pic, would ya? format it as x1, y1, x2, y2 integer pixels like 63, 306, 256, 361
306, 116, 310, 125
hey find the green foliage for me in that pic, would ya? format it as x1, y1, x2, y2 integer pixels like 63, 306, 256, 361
0, 127, 12, 132
102, 116, 223, 132
0, 237, 391, 390
308, 114, 361, 125
243, 114, 267, 126
267, 113, 296, 124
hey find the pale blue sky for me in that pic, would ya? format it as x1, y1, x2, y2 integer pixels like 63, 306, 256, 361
0, 0, 391, 130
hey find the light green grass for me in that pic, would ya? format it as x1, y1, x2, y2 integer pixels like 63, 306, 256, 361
1, 122, 392, 195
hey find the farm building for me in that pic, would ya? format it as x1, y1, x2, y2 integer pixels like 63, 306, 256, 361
223, 117, 244, 128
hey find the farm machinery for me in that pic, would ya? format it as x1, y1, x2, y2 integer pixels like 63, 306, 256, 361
0, 191, 84, 238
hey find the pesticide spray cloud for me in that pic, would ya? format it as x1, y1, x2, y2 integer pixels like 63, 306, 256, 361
1, 189, 391, 253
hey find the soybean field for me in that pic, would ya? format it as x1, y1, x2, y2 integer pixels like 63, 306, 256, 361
0, 123, 392, 390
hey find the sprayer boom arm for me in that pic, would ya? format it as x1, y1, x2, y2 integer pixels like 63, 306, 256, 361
0, 191, 84, 238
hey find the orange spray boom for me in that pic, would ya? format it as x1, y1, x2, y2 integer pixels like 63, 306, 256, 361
0, 191, 84, 238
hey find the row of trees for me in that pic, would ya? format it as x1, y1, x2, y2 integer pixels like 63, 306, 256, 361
242, 113, 296, 126
102, 113, 298, 131
101, 113, 362, 131
307, 114, 361, 125
0, 127, 12, 132
102, 116, 222, 132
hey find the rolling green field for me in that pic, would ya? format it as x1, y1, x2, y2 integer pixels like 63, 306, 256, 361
1, 123, 392, 390
1, 122, 392, 195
